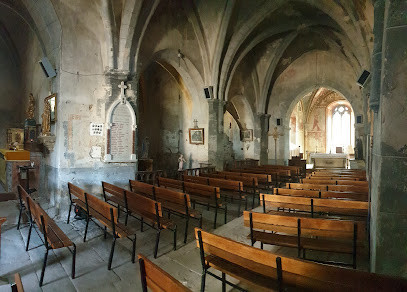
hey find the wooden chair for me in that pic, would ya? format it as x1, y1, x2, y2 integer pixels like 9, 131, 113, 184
244, 211, 365, 268
67, 183, 136, 269
25, 194, 76, 286
260, 193, 369, 218
129, 179, 195, 244
194, 228, 407, 292
10, 273, 24, 292
157, 177, 226, 229
182, 175, 246, 215
138, 254, 191, 292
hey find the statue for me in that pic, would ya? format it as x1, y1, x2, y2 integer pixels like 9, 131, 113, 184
178, 153, 186, 170
41, 99, 51, 136
26, 93, 35, 119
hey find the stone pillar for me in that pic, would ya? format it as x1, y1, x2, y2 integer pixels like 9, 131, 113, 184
208, 99, 226, 170
370, 0, 407, 277
253, 113, 271, 165
369, 0, 385, 112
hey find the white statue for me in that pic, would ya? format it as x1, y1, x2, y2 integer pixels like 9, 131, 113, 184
178, 154, 186, 170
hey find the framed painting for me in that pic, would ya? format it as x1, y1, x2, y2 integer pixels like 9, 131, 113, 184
241, 129, 253, 142
189, 128, 204, 145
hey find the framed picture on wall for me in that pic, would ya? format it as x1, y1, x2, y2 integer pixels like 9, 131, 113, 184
189, 128, 204, 145
241, 129, 253, 142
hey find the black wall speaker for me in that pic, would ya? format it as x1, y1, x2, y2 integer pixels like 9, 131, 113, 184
356, 115, 363, 124
204, 86, 213, 99
357, 70, 370, 87
39, 57, 57, 78
276, 118, 282, 126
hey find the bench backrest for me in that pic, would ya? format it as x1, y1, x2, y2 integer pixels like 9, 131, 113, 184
307, 174, 364, 181
124, 190, 163, 217
261, 194, 368, 216
201, 173, 258, 187
220, 171, 271, 183
129, 180, 155, 197
194, 228, 407, 291
102, 181, 126, 202
244, 211, 365, 240
274, 188, 368, 201
68, 182, 118, 223
138, 254, 191, 292
302, 178, 368, 186
288, 183, 369, 193
183, 175, 243, 191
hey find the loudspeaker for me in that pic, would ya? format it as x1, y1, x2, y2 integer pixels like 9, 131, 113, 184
356, 115, 363, 124
276, 118, 282, 126
357, 70, 370, 87
204, 86, 213, 99
39, 57, 57, 79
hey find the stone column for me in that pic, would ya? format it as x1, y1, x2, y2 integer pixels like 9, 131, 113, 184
369, 0, 385, 112
253, 113, 271, 165
370, 0, 407, 277
207, 99, 226, 170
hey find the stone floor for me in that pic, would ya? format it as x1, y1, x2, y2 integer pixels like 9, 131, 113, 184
0, 194, 369, 291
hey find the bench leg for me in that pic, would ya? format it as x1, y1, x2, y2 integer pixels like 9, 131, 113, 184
168, 211, 171, 219
26, 223, 33, 251
199, 217, 203, 229
131, 234, 137, 263
252, 193, 255, 209
141, 217, 144, 232
108, 237, 117, 270
260, 242, 264, 250
154, 230, 161, 259
245, 196, 248, 210
125, 211, 130, 226
238, 197, 241, 216
222, 272, 226, 292
39, 248, 49, 286
184, 218, 189, 244
224, 205, 227, 224
104, 226, 107, 239
200, 270, 206, 292
173, 227, 177, 250
67, 203, 72, 224
17, 205, 23, 230
83, 217, 90, 242
214, 206, 218, 229
72, 244, 76, 279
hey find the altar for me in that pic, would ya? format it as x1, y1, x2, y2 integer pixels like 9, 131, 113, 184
309, 153, 348, 169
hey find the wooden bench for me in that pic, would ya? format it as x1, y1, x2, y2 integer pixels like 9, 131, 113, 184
200, 172, 259, 208
244, 211, 365, 268
138, 254, 191, 292
67, 183, 136, 268
129, 180, 197, 243
306, 174, 366, 181
10, 273, 24, 292
220, 170, 273, 191
157, 177, 226, 229
20, 186, 76, 286
302, 178, 369, 187
288, 182, 369, 193
194, 228, 407, 291
260, 193, 369, 218
274, 188, 368, 201
182, 175, 246, 215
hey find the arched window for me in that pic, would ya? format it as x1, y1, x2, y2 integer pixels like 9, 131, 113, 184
327, 104, 354, 154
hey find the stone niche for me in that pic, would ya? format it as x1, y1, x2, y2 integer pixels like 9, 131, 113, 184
104, 84, 137, 163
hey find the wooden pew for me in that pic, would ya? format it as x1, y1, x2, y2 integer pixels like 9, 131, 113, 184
302, 178, 369, 186
288, 182, 369, 193
182, 175, 246, 215
309, 172, 366, 179
67, 183, 137, 268
20, 187, 76, 286
138, 254, 191, 292
128, 180, 199, 243
194, 228, 407, 291
200, 172, 259, 208
274, 188, 368, 201
244, 211, 365, 268
219, 170, 273, 191
306, 174, 366, 181
156, 177, 226, 228
229, 167, 290, 186
260, 193, 368, 217
11, 273, 24, 292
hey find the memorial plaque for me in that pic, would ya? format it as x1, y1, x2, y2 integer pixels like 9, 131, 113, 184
110, 103, 133, 161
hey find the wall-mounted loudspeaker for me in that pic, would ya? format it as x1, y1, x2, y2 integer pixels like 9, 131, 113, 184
276, 118, 282, 126
39, 57, 57, 79
204, 86, 214, 99
356, 115, 363, 124
357, 70, 370, 87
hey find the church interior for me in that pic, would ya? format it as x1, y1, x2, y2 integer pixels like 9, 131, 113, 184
1, 0, 407, 291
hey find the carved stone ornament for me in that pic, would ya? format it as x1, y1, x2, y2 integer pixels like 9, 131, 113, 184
38, 135, 56, 151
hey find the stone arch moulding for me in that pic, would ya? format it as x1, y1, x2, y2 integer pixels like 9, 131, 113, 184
104, 84, 137, 163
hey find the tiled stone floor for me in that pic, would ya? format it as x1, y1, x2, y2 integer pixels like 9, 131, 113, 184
0, 196, 369, 291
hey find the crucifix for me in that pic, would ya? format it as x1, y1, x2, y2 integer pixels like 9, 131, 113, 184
118, 81, 127, 103
269, 126, 284, 164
